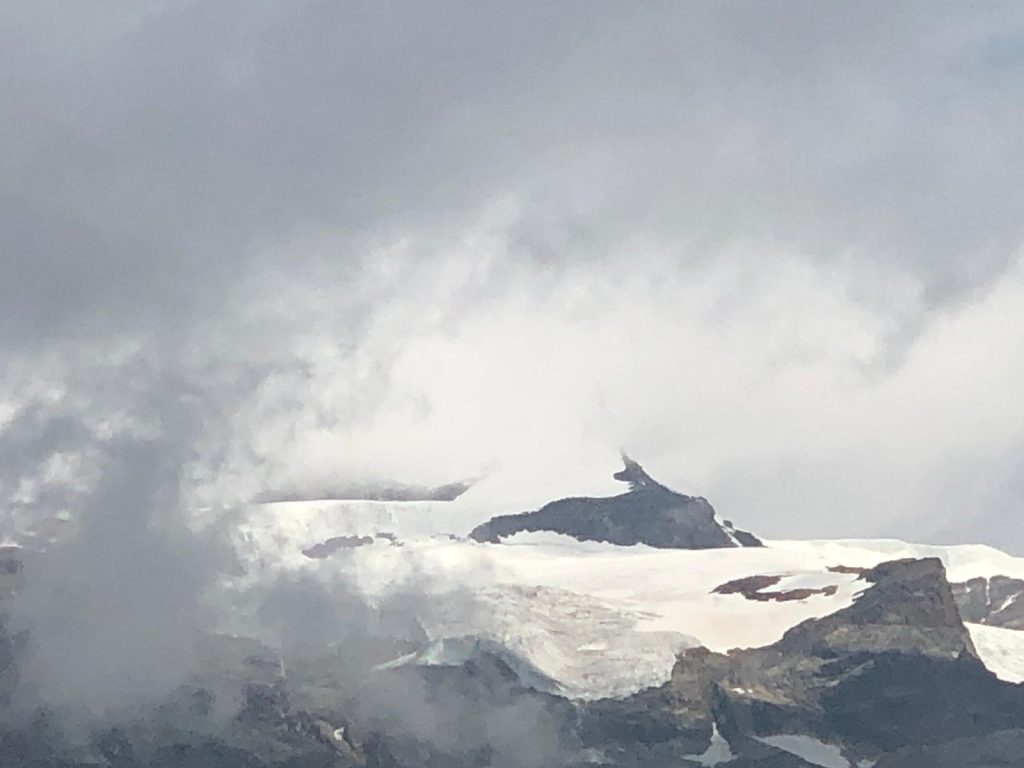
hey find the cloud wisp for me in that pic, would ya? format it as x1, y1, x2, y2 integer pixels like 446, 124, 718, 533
2, 5, 1024, 741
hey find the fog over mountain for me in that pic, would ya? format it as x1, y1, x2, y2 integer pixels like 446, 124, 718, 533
4, 1, 1024, 547
3, 4, 1024, 763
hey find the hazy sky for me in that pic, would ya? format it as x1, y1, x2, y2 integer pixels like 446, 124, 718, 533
3, 2, 1024, 548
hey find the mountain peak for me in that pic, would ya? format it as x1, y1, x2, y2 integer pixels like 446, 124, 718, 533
612, 453, 662, 492
470, 457, 761, 549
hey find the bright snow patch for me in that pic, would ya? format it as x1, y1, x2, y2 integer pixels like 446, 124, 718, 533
228, 505, 1024, 700
756, 734, 850, 768
685, 724, 735, 766
967, 623, 1024, 683
767, 538, 1024, 582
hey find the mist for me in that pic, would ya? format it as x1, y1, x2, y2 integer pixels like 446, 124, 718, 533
2, 1, 1024, 756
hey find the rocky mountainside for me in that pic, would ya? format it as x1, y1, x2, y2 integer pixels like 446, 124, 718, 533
470, 456, 761, 549
873, 729, 1024, 767
573, 556, 1024, 766
953, 575, 1024, 629
5, 467, 1024, 766
6, 553, 1023, 767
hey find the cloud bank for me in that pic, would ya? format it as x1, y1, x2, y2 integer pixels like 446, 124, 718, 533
2, 1, 1024, 559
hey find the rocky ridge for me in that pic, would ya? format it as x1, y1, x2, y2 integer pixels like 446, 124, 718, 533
953, 575, 1024, 629
470, 456, 761, 549
576, 557, 1024, 765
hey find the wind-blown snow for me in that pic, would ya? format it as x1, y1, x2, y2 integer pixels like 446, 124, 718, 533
227, 503, 1024, 699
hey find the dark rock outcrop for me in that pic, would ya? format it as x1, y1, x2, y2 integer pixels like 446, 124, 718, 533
710, 558, 1006, 754
302, 535, 376, 558
578, 557, 1024, 766
712, 575, 839, 602
341, 644, 592, 768
953, 575, 1024, 629
470, 456, 761, 549
774, 557, 976, 659
302, 534, 403, 559
874, 728, 1024, 767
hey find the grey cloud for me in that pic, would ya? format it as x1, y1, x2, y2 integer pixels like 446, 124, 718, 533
9, 438, 217, 715
0, 6, 1023, 753
3, 2, 1023, 348
2, 4, 1024, 718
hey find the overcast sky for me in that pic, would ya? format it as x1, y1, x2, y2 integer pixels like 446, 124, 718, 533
3, 2, 1024, 549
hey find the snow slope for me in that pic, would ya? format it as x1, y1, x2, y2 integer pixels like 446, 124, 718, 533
227, 503, 1024, 699
755, 735, 851, 768
767, 538, 1024, 582
967, 623, 1024, 684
